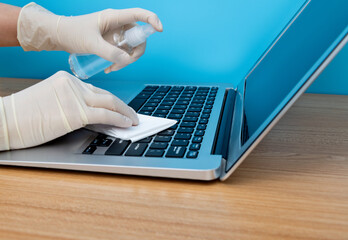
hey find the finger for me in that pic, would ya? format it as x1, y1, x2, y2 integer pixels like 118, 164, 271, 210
84, 91, 139, 125
87, 107, 133, 128
106, 8, 163, 32
104, 42, 146, 73
85, 83, 112, 95
129, 42, 146, 63
93, 36, 132, 64
104, 63, 126, 73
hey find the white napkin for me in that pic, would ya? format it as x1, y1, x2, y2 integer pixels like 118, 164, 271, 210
86, 114, 177, 142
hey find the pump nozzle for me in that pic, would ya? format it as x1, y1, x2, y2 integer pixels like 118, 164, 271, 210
116, 24, 156, 48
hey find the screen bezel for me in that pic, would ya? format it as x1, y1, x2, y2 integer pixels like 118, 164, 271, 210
220, 1, 348, 180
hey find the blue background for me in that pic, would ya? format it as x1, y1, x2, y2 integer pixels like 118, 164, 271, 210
1, 0, 347, 94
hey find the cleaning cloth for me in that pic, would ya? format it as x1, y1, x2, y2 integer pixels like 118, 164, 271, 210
86, 114, 177, 142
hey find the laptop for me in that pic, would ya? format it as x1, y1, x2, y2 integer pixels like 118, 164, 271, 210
0, 0, 347, 181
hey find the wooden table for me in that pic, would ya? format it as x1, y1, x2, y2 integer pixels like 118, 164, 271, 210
0, 78, 348, 240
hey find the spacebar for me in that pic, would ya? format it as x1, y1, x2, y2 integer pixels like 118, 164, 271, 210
128, 98, 147, 112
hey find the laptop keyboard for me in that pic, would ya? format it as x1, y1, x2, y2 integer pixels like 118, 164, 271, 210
82, 85, 218, 158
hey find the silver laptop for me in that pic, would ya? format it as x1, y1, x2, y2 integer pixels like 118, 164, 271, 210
0, 0, 347, 180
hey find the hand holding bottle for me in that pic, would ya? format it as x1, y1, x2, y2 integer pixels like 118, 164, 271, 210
17, 3, 163, 73
69, 24, 157, 79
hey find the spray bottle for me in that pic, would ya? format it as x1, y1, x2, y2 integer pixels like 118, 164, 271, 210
69, 24, 156, 80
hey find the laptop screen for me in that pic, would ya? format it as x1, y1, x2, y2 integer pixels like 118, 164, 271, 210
226, 0, 348, 172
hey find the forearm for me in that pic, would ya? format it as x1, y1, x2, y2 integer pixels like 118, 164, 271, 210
0, 3, 20, 47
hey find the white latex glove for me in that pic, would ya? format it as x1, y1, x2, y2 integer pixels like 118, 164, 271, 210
0, 71, 138, 151
17, 2, 163, 73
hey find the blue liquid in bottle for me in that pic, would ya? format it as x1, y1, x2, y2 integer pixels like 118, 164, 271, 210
69, 54, 112, 80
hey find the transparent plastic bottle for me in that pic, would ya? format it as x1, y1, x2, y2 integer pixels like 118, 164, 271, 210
69, 24, 156, 80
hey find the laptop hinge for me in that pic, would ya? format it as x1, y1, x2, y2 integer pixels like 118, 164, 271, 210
211, 88, 237, 158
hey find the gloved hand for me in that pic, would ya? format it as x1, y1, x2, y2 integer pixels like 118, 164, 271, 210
17, 2, 163, 73
0, 71, 138, 151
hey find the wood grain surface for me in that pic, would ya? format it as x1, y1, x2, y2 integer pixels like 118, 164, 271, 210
0, 78, 348, 240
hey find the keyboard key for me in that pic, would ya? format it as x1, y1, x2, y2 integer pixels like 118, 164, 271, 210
141, 106, 155, 112
185, 86, 197, 91
150, 95, 163, 100
207, 97, 215, 101
158, 86, 171, 92
90, 138, 102, 146
100, 139, 112, 147
192, 136, 203, 143
148, 98, 161, 103
164, 97, 177, 102
203, 109, 211, 114
197, 89, 209, 93
105, 139, 131, 155
154, 136, 172, 142
181, 94, 193, 98
168, 113, 183, 120
157, 105, 171, 110
155, 92, 166, 96
179, 99, 192, 103
172, 86, 184, 91
172, 139, 189, 146
190, 103, 203, 108
150, 142, 168, 149
173, 105, 187, 109
189, 143, 201, 150
187, 151, 199, 158
169, 123, 179, 130
176, 100, 189, 105
138, 111, 152, 115
137, 137, 153, 143
180, 122, 196, 128
171, 109, 185, 114
144, 102, 158, 107
83, 145, 96, 154
201, 114, 210, 119
128, 98, 147, 112
136, 93, 152, 99
177, 127, 194, 134
192, 99, 205, 104
197, 124, 207, 130
96, 134, 107, 139
174, 133, 192, 140
204, 105, 213, 109
166, 146, 187, 158
187, 107, 200, 112
125, 143, 148, 156
185, 112, 200, 117
199, 119, 208, 124
198, 87, 210, 90
144, 86, 158, 91
168, 90, 180, 94
154, 109, 169, 115
183, 117, 198, 122
145, 149, 165, 157
152, 113, 167, 118
193, 96, 206, 100
194, 130, 205, 136
158, 129, 175, 136
161, 101, 175, 106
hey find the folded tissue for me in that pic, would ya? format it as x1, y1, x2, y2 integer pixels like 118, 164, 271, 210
86, 114, 177, 142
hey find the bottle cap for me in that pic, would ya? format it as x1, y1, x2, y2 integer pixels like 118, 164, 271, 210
118, 24, 156, 48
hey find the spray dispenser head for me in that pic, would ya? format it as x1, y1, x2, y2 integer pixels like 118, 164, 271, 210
117, 24, 156, 48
